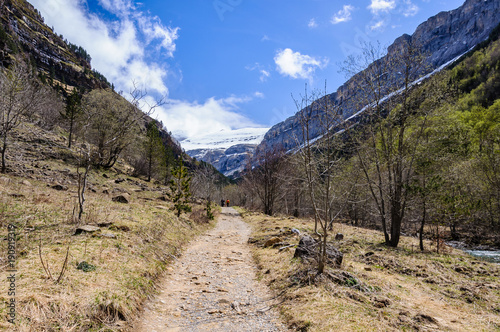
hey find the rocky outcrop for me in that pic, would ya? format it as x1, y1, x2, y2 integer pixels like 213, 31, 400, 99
258, 0, 500, 153
187, 143, 257, 178
0, 0, 108, 90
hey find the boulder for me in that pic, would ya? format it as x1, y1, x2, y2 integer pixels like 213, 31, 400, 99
335, 233, 344, 241
51, 184, 68, 191
294, 234, 343, 267
74, 225, 101, 235
112, 195, 129, 204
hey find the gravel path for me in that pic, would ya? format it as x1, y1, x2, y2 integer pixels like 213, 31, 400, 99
135, 207, 289, 332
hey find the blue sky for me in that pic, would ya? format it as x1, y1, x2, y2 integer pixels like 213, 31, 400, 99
30, 0, 465, 142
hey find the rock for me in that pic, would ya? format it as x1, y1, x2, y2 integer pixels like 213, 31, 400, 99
102, 189, 109, 195
51, 184, 67, 191
264, 237, 282, 248
102, 173, 109, 178
157, 196, 168, 201
335, 233, 344, 241
294, 234, 343, 267
111, 224, 131, 232
74, 225, 101, 235
10, 193, 25, 198
0, 177, 11, 185
97, 221, 113, 227
373, 297, 391, 308
21, 180, 32, 186
112, 195, 129, 204
291, 228, 301, 236
414, 313, 439, 325
99, 233, 117, 239
115, 178, 125, 184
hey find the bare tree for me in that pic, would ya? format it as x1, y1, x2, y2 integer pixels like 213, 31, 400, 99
342, 40, 428, 247
243, 144, 288, 216
293, 83, 347, 273
0, 61, 49, 172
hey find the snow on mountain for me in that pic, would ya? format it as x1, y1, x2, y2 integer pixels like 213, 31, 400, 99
179, 127, 269, 151
179, 127, 269, 178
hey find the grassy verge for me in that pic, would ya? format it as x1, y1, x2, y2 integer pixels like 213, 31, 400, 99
239, 209, 500, 332
0, 171, 215, 331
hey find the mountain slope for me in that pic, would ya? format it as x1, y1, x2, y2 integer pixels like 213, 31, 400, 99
257, 0, 500, 154
183, 127, 268, 177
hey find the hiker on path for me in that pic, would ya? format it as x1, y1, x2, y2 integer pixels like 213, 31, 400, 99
221, 199, 225, 207
226, 199, 230, 207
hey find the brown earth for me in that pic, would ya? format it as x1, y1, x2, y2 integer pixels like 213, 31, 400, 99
135, 207, 289, 332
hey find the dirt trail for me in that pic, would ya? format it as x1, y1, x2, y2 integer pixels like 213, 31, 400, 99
135, 207, 288, 332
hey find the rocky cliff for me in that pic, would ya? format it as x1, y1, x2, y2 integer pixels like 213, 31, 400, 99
0, 0, 108, 91
258, 0, 500, 153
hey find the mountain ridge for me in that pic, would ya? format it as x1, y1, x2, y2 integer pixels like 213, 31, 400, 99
257, 0, 500, 156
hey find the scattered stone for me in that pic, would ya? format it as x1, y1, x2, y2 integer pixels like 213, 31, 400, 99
97, 221, 113, 227
111, 225, 131, 232
335, 233, 344, 241
208, 309, 221, 315
51, 184, 68, 191
115, 178, 125, 184
294, 234, 343, 267
157, 196, 168, 201
364, 267, 372, 271
21, 180, 32, 186
112, 195, 129, 204
0, 176, 11, 185
414, 313, 439, 325
74, 225, 101, 235
291, 228, 301, 236
264, 237, 282, 248
256, 307, 270, 314
102, 189, 110, 195
99, 233, 117, 239
373, 297, 391, 308
102, 173, 109, 178
231, 301, 242, 313
10, 193, 25, 198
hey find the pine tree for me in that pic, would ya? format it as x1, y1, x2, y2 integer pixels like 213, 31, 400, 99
169, 158, 192, 217
144, 121, 165, 182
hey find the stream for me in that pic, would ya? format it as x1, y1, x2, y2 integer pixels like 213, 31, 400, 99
447, 241, 500, 263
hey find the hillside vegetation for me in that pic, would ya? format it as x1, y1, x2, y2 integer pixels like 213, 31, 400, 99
241, 209, 500, 331
237, 25, 500, 252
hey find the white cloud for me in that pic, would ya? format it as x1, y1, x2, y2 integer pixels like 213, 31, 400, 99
331, 5, 354, 24
154, 96, 261, 141
254, 91, 265, 99
368, 0, 396, 14
30, 0, 178, 95
402, 0, 419, 17
308, 18, 318, 28
370, 20, 387, 31
246, 63, 271, 82
274, 48, 328, 81
259, 70, 270, 82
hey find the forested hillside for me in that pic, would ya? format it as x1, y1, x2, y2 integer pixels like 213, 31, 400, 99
239, 24, 500, 250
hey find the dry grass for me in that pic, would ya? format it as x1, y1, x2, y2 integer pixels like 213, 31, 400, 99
238, 209, 500, 332
0, 169, 215, 331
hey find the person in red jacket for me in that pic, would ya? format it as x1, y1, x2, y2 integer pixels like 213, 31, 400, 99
226, 199, 230, 207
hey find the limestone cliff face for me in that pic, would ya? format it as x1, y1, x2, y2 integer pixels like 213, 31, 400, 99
258, 0, 500, 153
0, 0, 108, 90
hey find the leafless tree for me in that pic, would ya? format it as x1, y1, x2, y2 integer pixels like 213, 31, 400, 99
0, 61, 50, 172
243, 144, 288, 216
341, 40, 429, 247
293, 82, 348, 273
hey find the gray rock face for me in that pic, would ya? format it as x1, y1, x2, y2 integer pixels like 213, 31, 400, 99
186, 144, 257, 178
258, 0, 500, 153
